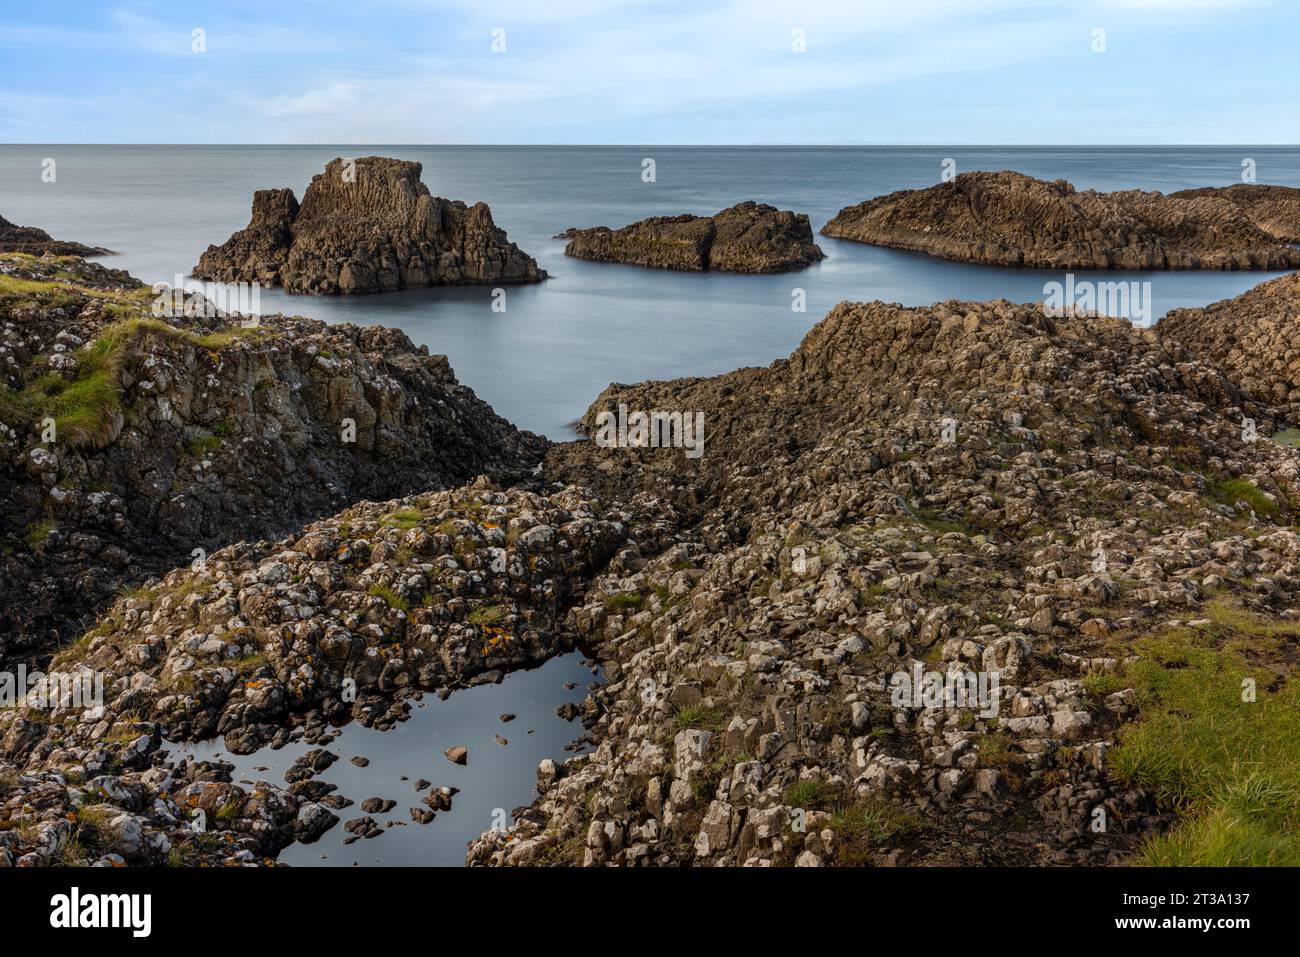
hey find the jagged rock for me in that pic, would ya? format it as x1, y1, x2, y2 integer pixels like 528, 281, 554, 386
0, 255, 547, 664
821, 170, 1300, 269
560, 201, 824, 273
1169, 183, 1300, 244
12, 264, 1300, 870
194, 157, 545, 294
1158, 272, 1300, 422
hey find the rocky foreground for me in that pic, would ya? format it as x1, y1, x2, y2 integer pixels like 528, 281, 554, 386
0, 252, 546, 666
560, 201, 825, 273
3, 262, 1300, 868
822, 171, 1300, 270
1159, 271, 1300, 420
194, 157, 546, 295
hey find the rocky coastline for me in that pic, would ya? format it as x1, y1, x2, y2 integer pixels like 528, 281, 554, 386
822, 171, 1300, 270
0, 252, 546, 668
0, 215, 112, 258
3, 213, 1299, 869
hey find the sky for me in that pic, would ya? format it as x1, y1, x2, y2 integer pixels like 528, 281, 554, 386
0, 0, 1296, 144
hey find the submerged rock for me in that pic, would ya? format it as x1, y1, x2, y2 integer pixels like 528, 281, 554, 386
560, 201, 824, 273
822, 170, 1300, 269
194, 156, 546, 295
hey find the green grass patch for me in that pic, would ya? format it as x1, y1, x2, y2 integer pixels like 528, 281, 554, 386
381, 508, 426, 531
188, 434, 222, 459
603, 592, 645, 613
467, 604, 505, 627
784, 779, 831, 810
367, 584, 409, 613
828, 796, 926, 865
6, 317, 259, 450
1107, 627, 1300, 866
672, 705, 726, 733
22, 518, 55, 548
1271, 427, 1300, 448
1209, 477, 1279, 519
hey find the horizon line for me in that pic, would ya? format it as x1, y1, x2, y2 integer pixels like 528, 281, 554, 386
5, 142, 1300, 149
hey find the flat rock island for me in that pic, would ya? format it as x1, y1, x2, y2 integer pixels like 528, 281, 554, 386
822, 170, 1300, 270
559, 201, 824, 273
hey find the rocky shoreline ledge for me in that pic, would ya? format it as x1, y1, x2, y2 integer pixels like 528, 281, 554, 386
194, 157, 546, 295
0, 252, 546, 666
3, 247, 1299, 868
822, 171, 1300, 270
0, 215, 112, 258
559, 201, 825, 273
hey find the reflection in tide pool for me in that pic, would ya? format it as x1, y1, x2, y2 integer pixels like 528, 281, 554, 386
166, 651, 601, 867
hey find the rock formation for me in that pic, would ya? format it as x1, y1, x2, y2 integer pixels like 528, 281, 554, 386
0, 214, 111, 257
1158, 271, 1300, 419
560, 201, 824, 273
0, 253, 547, 665
496, 288, 1300, 866
822, 170, 1300, 269
1169, 183, 1300, 244
194, 157, 545, 294
6, 266, 1300, 869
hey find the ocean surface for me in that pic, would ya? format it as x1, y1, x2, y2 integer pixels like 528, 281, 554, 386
3, 144, 1297, 439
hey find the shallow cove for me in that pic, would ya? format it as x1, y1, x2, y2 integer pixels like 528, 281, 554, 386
165, 651, 601, 866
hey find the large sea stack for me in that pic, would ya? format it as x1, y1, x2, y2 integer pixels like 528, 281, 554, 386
560, 201, 825, 273
194, 156, 546, 294
822, 170, 1300, 270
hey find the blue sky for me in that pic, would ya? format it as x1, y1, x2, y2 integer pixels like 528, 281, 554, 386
1, 0, 1296, 144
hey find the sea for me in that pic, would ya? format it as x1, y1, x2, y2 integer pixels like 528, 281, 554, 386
4, 145, 1296, 864
3, 144, 1296, 440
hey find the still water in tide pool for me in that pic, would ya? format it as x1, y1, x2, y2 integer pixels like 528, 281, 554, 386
166, 652, 600, 866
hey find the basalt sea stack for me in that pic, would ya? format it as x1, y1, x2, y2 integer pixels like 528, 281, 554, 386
822, 170, 1300, 270
559, 201, 825, 273
194, 156, 546, 294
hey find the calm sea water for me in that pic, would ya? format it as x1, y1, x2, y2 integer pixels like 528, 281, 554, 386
2, 145, 1296, 438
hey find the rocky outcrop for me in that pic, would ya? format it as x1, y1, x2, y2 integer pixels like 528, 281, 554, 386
1169, 183, 1300, 244
0, 253, 547, 665
0, 215, 111, 257
194, 157, 545, 295
193, 188, 298, 287
1158, 271, 1300, 420
481, 292, 1300, 866
560, 201, 824, 273
0, 481, 628, 865
822, 171, 1300, 269
9, 273, 1300, 869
